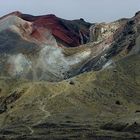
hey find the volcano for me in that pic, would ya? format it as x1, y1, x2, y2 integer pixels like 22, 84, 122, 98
0, 11, 140, 140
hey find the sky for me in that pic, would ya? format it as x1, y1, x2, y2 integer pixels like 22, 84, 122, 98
0, 0, 140, 23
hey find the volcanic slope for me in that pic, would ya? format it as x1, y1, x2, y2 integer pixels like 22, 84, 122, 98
0, 11, 140, 82
0, 52, 139, 140
0, 11, 140, 139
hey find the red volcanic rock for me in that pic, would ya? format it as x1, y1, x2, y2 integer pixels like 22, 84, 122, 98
20, 13, 91, 47
0, 11, 91, 47
31, 28, 44, 42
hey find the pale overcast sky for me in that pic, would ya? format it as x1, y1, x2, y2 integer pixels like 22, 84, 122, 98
0, 0, 140, 22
